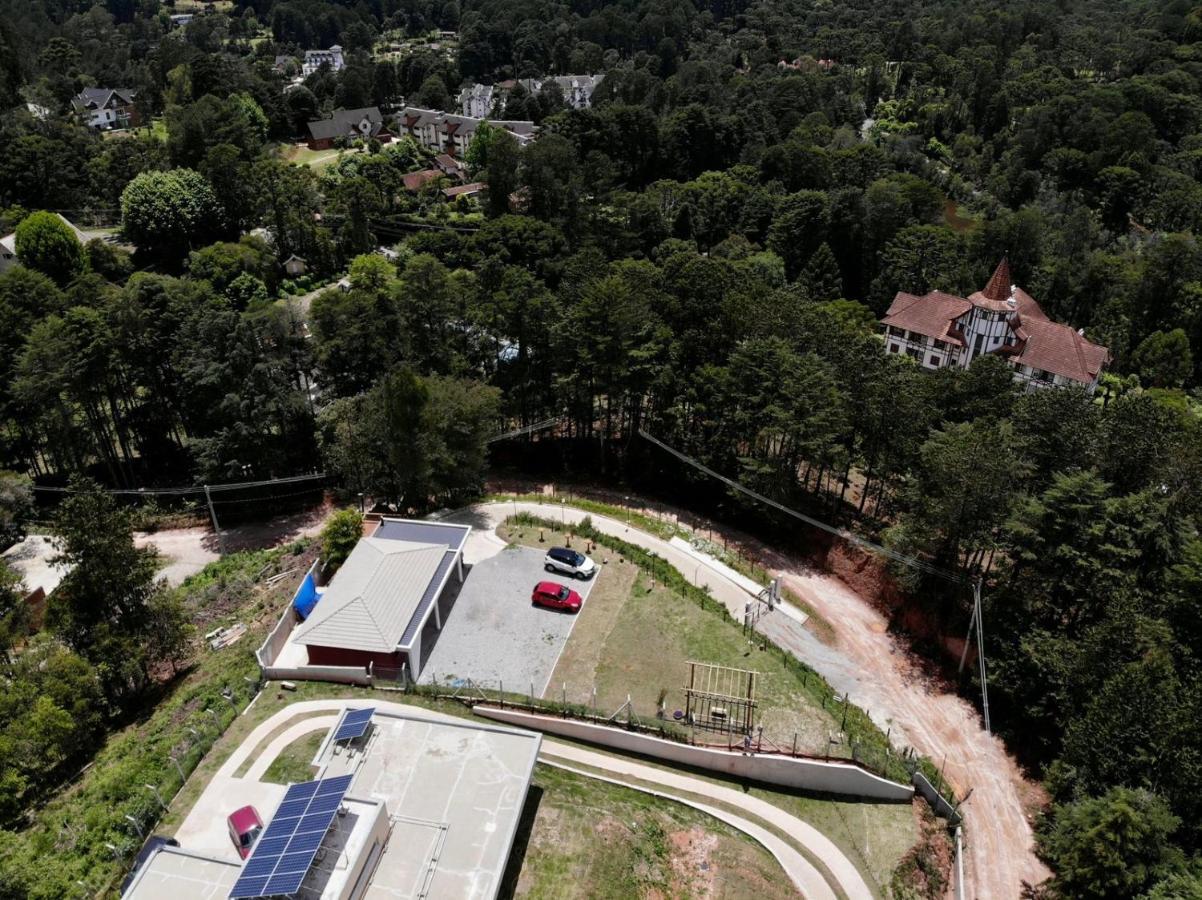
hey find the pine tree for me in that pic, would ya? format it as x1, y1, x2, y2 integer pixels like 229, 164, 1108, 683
801, 242, 844, 300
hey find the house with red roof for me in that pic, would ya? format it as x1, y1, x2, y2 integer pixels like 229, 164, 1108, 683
881, 259, 1111, 392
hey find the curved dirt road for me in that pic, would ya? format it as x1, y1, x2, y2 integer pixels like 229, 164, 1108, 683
459, 501, 1047, 899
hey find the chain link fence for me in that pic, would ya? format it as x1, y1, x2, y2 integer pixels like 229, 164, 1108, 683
83, 674, 264, 898
370, 670, 941, 790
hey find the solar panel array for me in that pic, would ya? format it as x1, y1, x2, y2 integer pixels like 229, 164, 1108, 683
333, 707, 375, 743
228, 774, 354, 899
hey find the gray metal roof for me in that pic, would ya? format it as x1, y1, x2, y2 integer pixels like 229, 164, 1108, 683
306, 107, 384, 141
72, 87, 136, 110
293, 538, 448, 653
373, 518, 470, 551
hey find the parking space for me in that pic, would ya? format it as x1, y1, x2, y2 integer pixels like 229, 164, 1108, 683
173, 777, 287, 863
419, 545, 599, 693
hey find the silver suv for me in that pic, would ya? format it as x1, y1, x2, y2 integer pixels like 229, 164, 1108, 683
544, 546, 597, 579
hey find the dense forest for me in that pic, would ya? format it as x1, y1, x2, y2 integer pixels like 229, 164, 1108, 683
2, 0, 1202, 895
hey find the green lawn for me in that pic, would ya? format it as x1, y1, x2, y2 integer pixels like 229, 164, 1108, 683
499, 519, 930, 897
510, 764, 797, 899
502, 522, 839, 756
488, 492, 833, 635
279, 143, 358, 170
261, 731, 323, 785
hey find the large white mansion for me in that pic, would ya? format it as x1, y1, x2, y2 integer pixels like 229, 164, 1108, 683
881, 259, 1110, 392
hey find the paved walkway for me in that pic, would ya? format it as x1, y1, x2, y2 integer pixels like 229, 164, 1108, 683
458, 501, 1045, 898
192, 698, 860, 899
539, 740, 871, 899
242, 714, 336, 781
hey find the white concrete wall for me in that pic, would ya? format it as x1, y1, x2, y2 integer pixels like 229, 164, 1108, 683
257, 603, 297, 667
333, 800, 391, 900
263, 664, 372, 685
473, 707, 913, 801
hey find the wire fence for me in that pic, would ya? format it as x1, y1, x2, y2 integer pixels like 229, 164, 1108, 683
367, 669, 943, 791
78, 674, 264, 899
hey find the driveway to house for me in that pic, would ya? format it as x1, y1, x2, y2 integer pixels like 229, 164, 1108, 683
449, 500, 1048, 899
419, 545, 599, 693
135, 527, 219, 586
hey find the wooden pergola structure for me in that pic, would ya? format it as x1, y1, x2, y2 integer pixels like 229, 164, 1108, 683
683, 661, 759, 735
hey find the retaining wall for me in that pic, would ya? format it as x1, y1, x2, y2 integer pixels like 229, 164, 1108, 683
912, 771, 962, 825
257, 604, 295, 667
473, 706, 913, 801
262, 664, 372, 685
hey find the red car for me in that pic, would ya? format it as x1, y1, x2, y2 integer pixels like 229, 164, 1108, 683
227, 806, 263, 859
531, 580, 582, 613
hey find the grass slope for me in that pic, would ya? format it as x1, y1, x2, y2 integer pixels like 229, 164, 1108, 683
510, 764, 798, 899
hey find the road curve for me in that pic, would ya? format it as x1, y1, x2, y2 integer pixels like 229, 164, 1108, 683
455, 501, 1048, 898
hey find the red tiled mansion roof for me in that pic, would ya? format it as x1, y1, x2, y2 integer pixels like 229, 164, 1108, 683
881, 259, 1110, 384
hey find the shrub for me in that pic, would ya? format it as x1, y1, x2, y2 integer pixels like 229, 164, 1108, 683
321, 507, 363, 569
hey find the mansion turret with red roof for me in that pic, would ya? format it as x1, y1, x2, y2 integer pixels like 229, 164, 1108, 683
880, 259, 1110, 392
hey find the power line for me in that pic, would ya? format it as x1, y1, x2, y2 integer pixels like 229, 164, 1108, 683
487, 416, 561, 443
32, 473, 327, 497
638, 429, 963, 583
209, 486, 328, 505
640, 428, 993, 733
368, 216, 482, 234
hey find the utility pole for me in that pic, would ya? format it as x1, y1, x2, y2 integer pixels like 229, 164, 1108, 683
975, 577, 991, 735
204, 484, 223, 554
958, 578, 991, 735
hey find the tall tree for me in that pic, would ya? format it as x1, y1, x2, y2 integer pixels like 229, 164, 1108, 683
46, 478, 189, 705
14, 212, 86, 285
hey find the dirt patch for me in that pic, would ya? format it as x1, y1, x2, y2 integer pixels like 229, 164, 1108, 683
668, 826, 718, 898
889, 804, 953, 899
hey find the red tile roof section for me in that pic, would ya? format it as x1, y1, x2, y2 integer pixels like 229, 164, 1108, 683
1013, 286, 1048, 321
882, 290, 972, 346
1000, 317, 1110, 383
982, 258, 1011, 303
402, 169, 442, 191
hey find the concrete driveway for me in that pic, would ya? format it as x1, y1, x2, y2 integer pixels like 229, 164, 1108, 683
419, 545, 599, 693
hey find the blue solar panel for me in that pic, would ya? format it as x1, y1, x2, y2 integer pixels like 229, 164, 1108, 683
234, 876, 268, 896
228, 774, 354, 899
332, 707, 375, 743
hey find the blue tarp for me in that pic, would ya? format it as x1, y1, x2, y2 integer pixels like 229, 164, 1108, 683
293, 573, 320, 619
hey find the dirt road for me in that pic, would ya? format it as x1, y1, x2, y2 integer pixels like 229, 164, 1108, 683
765, 557, 1048, 899
476, 492, 1049, 899
135, 502, 333, 585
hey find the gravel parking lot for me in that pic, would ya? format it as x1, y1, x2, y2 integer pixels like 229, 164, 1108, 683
420, 545, 598, 693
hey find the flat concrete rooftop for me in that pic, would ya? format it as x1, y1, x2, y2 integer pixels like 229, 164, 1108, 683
123, 847, 241, 900
319, 709, 541, 899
